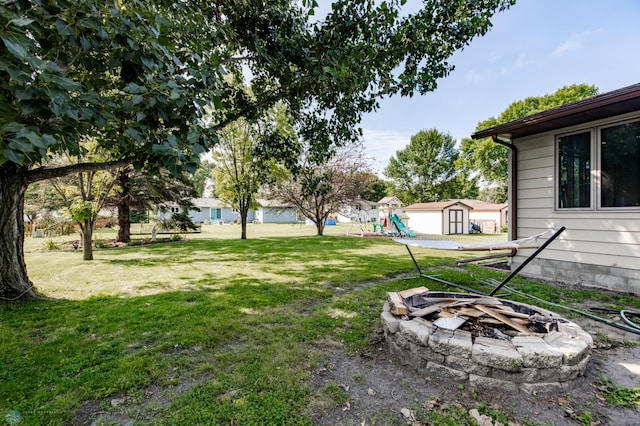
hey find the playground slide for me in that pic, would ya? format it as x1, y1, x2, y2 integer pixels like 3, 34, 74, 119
390, 214, 415, 238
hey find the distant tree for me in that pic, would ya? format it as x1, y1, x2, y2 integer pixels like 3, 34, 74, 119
352, 172, 388, 202
49, 149, 119, 260
384, 129, 470, 204
157, 209, 199, 234
213, 105, 296, 239
190, 160, 215, 198
23, 181, 65, 223
479, 186, 507, 204
110, 167, 198, 243
460, 83, 599, 200
270, 142, 371, 236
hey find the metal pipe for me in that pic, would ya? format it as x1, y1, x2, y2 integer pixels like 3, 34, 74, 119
492, 135, 517, 240
404, 244, 423, 276
489, 226, 566, 296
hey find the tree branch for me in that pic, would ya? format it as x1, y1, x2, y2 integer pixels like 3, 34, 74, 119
24, 158, 134, 184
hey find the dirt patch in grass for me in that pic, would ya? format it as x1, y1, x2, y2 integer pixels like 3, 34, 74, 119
69, 320, 639, 426
307, 319, 640, 426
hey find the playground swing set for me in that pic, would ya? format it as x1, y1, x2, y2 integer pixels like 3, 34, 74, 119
346, 207, 416, 238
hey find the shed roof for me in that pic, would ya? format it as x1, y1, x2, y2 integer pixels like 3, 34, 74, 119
404, 201, 473, 211
451, 199, 508, 212
471, 83, 640, 140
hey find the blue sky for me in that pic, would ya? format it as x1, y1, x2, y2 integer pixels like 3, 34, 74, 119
357, 0, 640, 173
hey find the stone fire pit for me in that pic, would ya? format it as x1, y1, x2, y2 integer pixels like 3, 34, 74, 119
381, 288, 593, 395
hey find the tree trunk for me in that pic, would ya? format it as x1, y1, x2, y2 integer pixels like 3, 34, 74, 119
80, 219, 94, 261
0, 164, 40, 300
116, 201, 130, 243
315, 219, 325, 236
240, 205, 248, 240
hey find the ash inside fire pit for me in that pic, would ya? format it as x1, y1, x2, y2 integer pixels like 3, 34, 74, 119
398, 290, 565, 338
381, 287, 593, 395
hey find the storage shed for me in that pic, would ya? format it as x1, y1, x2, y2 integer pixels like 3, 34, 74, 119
403, 201, 473, 235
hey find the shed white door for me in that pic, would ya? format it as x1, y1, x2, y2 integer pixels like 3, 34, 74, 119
448, 209, 463, 234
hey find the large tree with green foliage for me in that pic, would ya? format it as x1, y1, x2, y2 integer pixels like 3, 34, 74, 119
212, 105, 296, 239
1, 0, 514, 299
460, 84, 599, 202
384, 129, 476, 204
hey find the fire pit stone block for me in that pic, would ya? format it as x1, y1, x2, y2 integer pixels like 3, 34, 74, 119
380, 310, 401, 334
544, 331, 591, 365
472, 337, 524, 372
445, 355, 492, 376
446, 331, 473, 359
511, 335, 564, 368
398, 317, 431, 345
557, 322, 594, 346
427, 328, 455, 355
426, 362, 469, 381
469, 374, 519, 394
558, 355, 591, 381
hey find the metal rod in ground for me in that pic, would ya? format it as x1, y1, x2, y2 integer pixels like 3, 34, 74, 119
404, 245, 424, 275
456, 249, 516, 266
489, 226, 566, 296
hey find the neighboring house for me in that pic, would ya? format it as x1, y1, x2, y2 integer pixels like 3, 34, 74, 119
175, 198, 243, 224
472, 83, 640, 294
403, 201, 473, 235
254, 199, 297, 224
455, 199, 508, 233
163, 198, 297, 224
336, 200, 379, 223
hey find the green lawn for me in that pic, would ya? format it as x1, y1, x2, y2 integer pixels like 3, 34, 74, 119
3, 224, 637, 424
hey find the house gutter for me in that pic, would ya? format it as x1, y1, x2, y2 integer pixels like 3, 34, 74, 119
492, 135, 518, 240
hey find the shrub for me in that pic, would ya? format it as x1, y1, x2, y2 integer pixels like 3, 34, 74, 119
43, 239, 60, 250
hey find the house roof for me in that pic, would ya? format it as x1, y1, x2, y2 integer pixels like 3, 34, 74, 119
451, 199, 507, 212
404, 201, 473, 211
377, 196, 403, 205
256, 198, 295, 208
471, 83, 640, 140
190, 197, 224, 208
188, 198, 294, 209
350, 199, 378, 207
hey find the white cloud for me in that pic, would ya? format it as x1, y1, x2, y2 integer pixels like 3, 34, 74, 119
465, 68, 494, 82
552, 37, 580, 57
361, 128, 411, 175
514, 53, 528, 68
552, 30, 601, 58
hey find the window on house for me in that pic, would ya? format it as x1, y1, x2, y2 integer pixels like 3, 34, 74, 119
210, 208, 222, 220
558, 131, 591, 208
600, 121, 640, 207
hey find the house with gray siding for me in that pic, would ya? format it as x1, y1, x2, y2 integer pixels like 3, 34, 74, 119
472, 83, 640, 294
164, 198, 297, 224
181, 198, 243, 224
